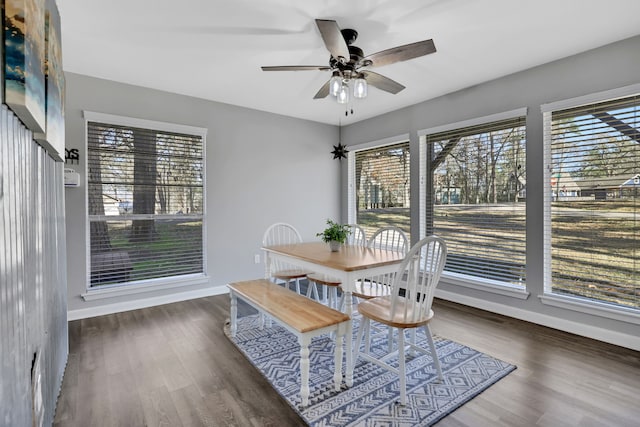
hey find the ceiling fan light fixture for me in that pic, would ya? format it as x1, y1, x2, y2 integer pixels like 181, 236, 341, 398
353, 76, 367, 99
337, 82, 350, 104
261, 19, 437, 108
329, 72, 342, 97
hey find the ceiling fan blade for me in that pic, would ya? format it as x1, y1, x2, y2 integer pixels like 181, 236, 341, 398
261, 65, 331, 71
363, 39, 436, 68
313, 81, 330, 99
361, 71, 405, 94
315, 19, 350, 61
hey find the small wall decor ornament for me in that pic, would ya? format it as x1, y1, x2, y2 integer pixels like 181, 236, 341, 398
331, 142, 348, 160
65, 148, 79, 164
332, 119, 349, 160
3, 0, 47, 134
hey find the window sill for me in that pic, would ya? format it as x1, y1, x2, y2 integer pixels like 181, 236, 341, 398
82, 274, 210, 301
440, 272, 530, 300
539, 293, 640, 325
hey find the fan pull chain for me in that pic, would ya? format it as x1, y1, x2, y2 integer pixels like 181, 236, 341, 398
344, 103, 355, 116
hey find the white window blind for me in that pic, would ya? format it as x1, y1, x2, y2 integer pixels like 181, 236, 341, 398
424, 116, 526, 286
544, 94, 639, 310
87, 119, 205, 287
353, 141, 410, 237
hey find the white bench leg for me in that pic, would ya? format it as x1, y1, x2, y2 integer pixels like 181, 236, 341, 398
298, 334, 311, 407
229, 292, 238, 338
333, 324, 345, 391
344, 291, 354, 387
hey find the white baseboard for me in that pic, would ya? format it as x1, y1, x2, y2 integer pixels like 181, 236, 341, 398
67, 284, 639, 351
435, 289, 640, 351
67, 285, 229, 321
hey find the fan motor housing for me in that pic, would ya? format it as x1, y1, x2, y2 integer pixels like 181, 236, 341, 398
329, 45, 364, 73
341, 28, 358, 45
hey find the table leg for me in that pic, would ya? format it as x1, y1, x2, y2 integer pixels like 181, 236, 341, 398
298, 334, 311, 407
229, 291, 237, 338
344, 290, 354, 387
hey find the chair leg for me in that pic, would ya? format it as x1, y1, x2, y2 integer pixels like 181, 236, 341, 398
387, 327, 394, 352
331, 287, 338, 309
354, 317, 369, 361
409, 329, 417, 356
397, 328, 407, 405
364, 319, 372, 354
424, 324, 443, 381
306, 281, 316, 299
295, 278, 301, 294
338, 293, 356, 312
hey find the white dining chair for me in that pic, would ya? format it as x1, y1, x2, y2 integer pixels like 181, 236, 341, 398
354, 235, 448, 405
346, 226, 409, 350
352, 226, 409, 299
262, 222, 317, 298
347, 223, 367, 246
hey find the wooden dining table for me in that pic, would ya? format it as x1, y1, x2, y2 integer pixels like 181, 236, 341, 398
262, 241, 406, 386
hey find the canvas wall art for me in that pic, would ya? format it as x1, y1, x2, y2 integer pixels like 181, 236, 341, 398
34, 0, 65, 161
3, 0, 46, 134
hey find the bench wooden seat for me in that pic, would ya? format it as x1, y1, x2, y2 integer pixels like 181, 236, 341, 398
228, 279, 350, 406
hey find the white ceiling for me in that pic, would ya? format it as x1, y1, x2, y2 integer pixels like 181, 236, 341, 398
57, 0, 640, 126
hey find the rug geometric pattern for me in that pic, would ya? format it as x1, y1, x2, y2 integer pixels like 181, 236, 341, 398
224, 314, 516, 426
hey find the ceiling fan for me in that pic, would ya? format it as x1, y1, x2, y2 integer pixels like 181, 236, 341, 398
261, 19, 436, 103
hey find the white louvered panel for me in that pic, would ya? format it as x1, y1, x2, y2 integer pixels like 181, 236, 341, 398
0, 105, 68, 426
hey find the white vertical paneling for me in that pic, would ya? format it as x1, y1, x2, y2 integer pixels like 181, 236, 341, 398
0, 104, 68, 426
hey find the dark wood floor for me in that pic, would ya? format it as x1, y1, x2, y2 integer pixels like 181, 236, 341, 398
53, 294, 640, 427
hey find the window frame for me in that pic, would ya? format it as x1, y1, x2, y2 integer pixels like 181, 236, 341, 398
540, 84, 640, 324
82, 111, 209, 299
418, 108, 530, 299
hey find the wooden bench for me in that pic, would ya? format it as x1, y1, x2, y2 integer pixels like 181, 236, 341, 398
227, 279, 350, 407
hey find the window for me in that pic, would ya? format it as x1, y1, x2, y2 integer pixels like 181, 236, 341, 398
543, 92, 639, 311
349, 141, 410, 237
85, 112, 206, 289
420, 111, 527, 288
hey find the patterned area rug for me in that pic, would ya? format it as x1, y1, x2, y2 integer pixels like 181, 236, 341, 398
224, 315, 515, 426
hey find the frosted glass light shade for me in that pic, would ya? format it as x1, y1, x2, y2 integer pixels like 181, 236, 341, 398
337, 83, 349, 104
329, 73, 342, 97
354, 77, 368, 99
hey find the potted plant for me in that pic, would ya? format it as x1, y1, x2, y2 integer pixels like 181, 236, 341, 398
316, 219, 351, 251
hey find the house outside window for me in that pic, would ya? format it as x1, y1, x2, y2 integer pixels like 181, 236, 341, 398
420, 109, 527, 290
348, 140, 410, 238
85, 112, 206, 289
542, 90, 639, 313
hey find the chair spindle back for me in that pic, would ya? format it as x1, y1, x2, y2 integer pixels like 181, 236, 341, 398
390, 236, 447, 322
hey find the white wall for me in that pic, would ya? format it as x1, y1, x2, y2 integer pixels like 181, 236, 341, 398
340, 35, 640, 349
64, 73, 340, 316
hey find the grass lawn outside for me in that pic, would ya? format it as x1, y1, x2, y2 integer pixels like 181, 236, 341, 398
357, 200, 638, 309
